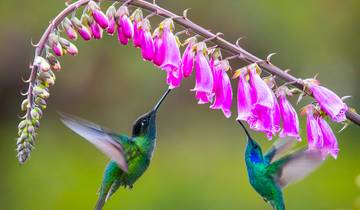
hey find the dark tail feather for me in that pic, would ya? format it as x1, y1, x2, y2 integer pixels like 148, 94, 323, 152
94, 195, 106, 210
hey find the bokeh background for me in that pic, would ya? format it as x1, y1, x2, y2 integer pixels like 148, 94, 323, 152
0, 0, 359, 209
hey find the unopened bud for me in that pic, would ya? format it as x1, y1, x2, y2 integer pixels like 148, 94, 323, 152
18, 120, 28, 130
30, 109, 40, 120
34, 56, 50, 72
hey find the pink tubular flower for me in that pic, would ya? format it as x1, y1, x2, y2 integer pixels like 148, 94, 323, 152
117, 25, 128, 45
63, 18, 77, 40
236, 70, 253, 121
133, 21, 143, 48
52, 41, 63, 56
88, 1, 109, 29
140, 19, 154, 61
305, 108, 323, 151
317, 117, 339, 159
306, 80, 348, 123
246, 64, 279, 139
119, 15, 133, 39
181, 37, 196, 78
71, 17, 92, 41
192, 42, 214, 104
210, 60, 233, 118
106, 5, 116, 35
277, 87, 300, 140
90, 22, 103, 39
153, 34, 164, 66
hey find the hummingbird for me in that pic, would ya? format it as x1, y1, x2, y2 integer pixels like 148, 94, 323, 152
237, 120, 325, 210
59, 88, 171, 210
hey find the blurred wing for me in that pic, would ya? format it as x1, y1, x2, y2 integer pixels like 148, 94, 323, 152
59, 112, 129, 173
264, 137, 297, 163
268, 149, 325, 188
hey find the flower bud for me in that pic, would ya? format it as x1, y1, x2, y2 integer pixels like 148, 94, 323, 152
46, 53, 61, 71
18, 120, 28, 130
89, 3, 109, 29
63, 17, 77, 40
34, 56, 50, 72
90, 22, 103, 39
30, 109, 40, 120
71, 17, 92, 41
106, 5, 116, 35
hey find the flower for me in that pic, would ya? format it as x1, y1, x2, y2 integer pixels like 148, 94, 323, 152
192, 42, 214, 104
140, 19, 154, 61
317, 116, 339, 159
153, 31, 164, 66
181, 37, 196, 78
247, 64, 279, 139
305, 107, 323, 151
71, 17, 92, 41
133, 21, 143, 48
63, 17, 77, 40
106, 5, 117, 35
131, 9, 143, 48
305, 80, 348, 123
117, 25, 128, 45
235, 68, 253, 121
49, 33, 63, 56
158, 19, 181, 72
116, 6, 133, 39
210, 60, 233, 118
88, 1, 109, 29
90, 22, 103, 39
277, 87, 300, 140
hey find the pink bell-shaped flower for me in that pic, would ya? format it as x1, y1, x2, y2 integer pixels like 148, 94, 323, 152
210, 60, 233, 118
317, 116, 339, 159
140, 19, 154, 61
236, 69, 253, 122
88, 1, 109, 29
181, 37, 196, 78
277, 87, 300, 140
305, 79, 348, 123
192, 42, 214, 104
63, 18, 77, 40
106, 5, 117, 35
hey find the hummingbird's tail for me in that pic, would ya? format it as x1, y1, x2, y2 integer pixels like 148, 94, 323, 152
94, 196, 106, 210
237, 120, 252, 139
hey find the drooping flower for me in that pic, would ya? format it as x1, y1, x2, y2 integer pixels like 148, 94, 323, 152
192, 42, 214, 104
106, 5, 117, 35
131, 9, 143, 48
277, 87, 300, 140
116, 6, 134, 40
305, 79, 348, 123
140, 19, 154, 61
59, 38, 78, 56
210, 60, 233, 118
153, 29, 164, 66
48, 33, 63, 56
181, 37, 196, 78
88, 1, 109, 29
63, 17, 77, 40
304, 105, 339, 159
235, 68, 253, 121
90, 21, 103, 39
117, 25, 128, 45
46, 53, 61, 71
246, 64, 279, 139
71, 17, 92, 41
317, 116, 339, 159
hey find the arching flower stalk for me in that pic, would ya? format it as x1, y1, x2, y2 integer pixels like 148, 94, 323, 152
17, 0, 358, 163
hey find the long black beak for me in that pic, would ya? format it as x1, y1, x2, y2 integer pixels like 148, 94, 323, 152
237, 120, 252, 140
152, 88, 172, 113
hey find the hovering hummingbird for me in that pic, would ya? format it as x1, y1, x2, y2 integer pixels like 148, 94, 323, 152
237, 120, 325, 210
59, 88, 171, 210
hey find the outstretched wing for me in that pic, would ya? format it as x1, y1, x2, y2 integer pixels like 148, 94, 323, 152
267, 149, 325, 188
264, 137, 297, 163
59, 112, 129, 173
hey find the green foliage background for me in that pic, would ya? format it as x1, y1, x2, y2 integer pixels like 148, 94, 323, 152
0, 0, 359, 209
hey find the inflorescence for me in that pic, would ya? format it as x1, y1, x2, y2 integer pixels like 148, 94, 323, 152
17, 0, 358, 164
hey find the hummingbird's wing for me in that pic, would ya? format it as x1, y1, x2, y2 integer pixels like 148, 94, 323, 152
264, 137, 297, 163
267, 149, 325, 189
59, 112, 129, 173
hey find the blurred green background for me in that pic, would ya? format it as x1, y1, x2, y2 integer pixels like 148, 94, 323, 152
0, 0, 359, 209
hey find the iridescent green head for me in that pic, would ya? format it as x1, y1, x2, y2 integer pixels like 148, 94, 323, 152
132, 89, 171, 138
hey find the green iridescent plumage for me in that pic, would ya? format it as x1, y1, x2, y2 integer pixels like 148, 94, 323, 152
60, 89, 171, 210
238, 120, 325, 210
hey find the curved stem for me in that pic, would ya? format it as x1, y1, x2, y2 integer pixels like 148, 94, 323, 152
27, 0, 360, 126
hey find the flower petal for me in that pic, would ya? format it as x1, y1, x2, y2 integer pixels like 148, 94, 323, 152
279, 94, 301, 140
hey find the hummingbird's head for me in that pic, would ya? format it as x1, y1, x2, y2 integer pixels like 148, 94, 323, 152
237, 120, 264, 164
132, 89, 171, 138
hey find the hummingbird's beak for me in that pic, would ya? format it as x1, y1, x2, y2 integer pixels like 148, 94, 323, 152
152, 88, 172, 113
